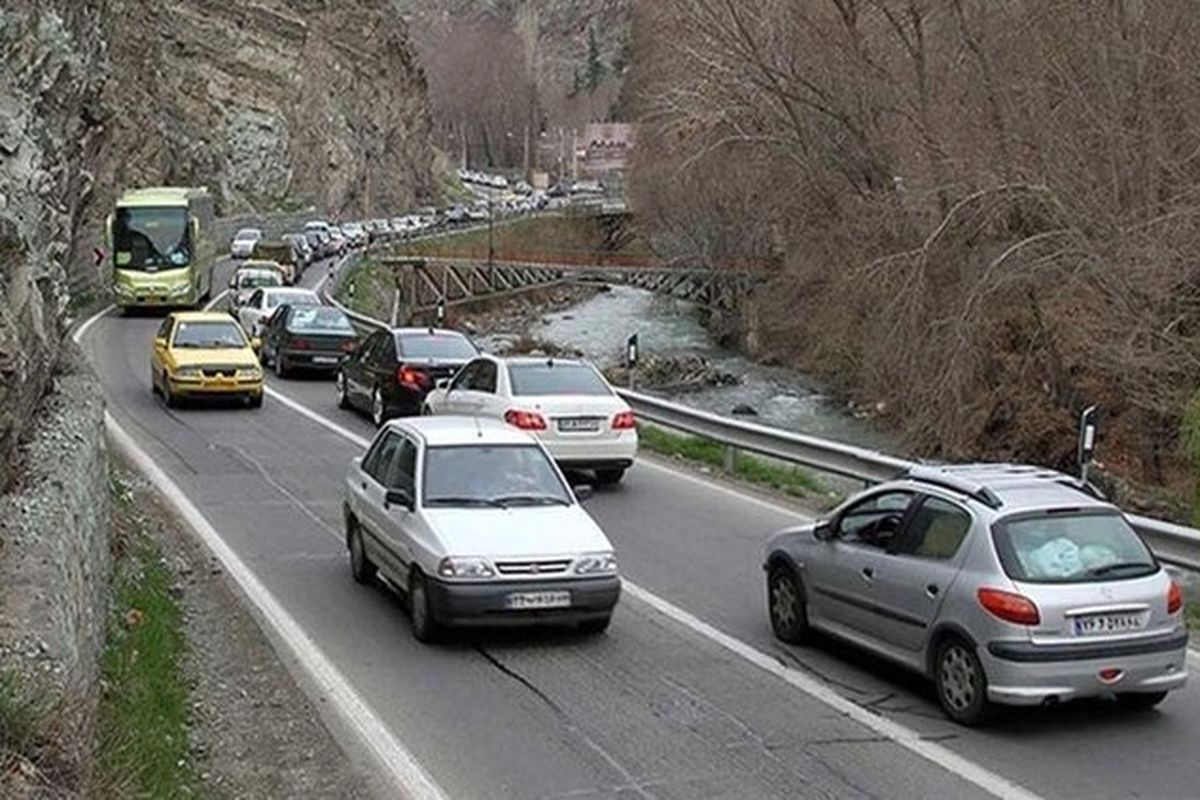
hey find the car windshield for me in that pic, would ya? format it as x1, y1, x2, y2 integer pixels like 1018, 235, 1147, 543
237, 271, 280, 289
113, 206, 191, 271
509, 362, 611, 396
265, 291, 316, 310
287, 306, 354, 334
992, 511, 1157, 583
423, 445, 571, 507
172, 320, 246, 349
234, 228, 261, 242
399, 333, 477, 360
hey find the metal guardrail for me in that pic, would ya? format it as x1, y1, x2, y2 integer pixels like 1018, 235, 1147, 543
318, 254, 1200, 572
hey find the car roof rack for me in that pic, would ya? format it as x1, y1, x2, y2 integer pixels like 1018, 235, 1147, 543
903, 463, 1112, 510
902, 464, 1006, 509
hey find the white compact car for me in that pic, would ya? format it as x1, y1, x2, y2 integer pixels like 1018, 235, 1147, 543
343, 417, 621, 641
423, 356, 638, 485
236, 286, 320, 336
230, 227, 263, 259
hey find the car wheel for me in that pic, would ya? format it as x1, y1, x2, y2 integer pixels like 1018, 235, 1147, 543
408, 570, 439, 642
578, 615, 612, 636
767, 564, 811, 644
594, 468, 625, 486
371, 388, 387, 428
163, 375, 178, 408
274, 353, 289, 378
1116, 691, 1169, 711
336, 371, 351, 409
934, 637, 994, 726
348, 521, 376, 585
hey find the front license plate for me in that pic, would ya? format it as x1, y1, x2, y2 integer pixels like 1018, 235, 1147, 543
312, 356, 338, 364
1074, 613, 1145, 636
506, 591, 571, 610
557, 417, 601, 432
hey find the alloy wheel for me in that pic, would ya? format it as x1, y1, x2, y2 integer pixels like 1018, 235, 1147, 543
771, 576, 798, 630
939, 643, 978, 712
372, 389, 385, 427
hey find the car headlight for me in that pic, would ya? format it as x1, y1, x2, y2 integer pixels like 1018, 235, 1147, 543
437, 556, 495, 579
573, 553, 618, 575
174, 366, 202, 379
237, 367, 262, 380
114, 284, 133, 297
170, 283, 193, 295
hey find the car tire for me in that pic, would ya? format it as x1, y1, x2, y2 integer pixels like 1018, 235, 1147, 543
408, 570, 440, 643
347, 520, 376, 584
163, 375, 178, 408
595, 468, 625, 486
1116, 691, 1169, 711
421, 403, 433, 416
578, 615, 612, 636
767, 564, 811, 644
934, 637, 994, 726
371, 388, 388, 428
336, 371, 351, 409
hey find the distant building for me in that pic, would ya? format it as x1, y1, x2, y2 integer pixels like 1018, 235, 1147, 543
578, 123, 637, 181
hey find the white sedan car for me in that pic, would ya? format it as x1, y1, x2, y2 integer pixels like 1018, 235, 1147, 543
230, 227, 262, 259
423, 356, 637, 485
343, 417, 621, 641
236, 286, 320, 336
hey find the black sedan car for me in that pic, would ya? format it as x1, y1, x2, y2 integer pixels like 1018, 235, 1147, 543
261, 304, 358, 377
336, 327, 478, 427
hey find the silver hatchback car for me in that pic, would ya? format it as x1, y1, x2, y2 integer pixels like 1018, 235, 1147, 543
764, 464, 1189, 725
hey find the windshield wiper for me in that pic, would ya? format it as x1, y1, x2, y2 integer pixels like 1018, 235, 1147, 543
491, 494, 571, 507
1087, 561, 1155, 577
425, 496, 504, 508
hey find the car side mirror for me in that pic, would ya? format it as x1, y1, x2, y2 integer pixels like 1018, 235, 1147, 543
153, 337, 167, 349
436, 378, 450, 390
250, 336, 262, 355
574, 484, 593, 501
814, 520, 835, 541
385, 488, 414, 511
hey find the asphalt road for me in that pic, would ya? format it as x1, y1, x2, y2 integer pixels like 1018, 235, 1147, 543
79, 252, 1200, 800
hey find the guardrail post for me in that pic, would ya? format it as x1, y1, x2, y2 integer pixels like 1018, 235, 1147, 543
723, 444, 736, 474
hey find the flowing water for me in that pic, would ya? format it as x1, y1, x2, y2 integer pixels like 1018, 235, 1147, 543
521, 284, 893, 451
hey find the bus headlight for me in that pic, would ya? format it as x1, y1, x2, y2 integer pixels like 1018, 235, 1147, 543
170, 282, 193, 296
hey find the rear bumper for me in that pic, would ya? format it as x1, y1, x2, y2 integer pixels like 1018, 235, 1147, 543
279, 350, 347, 370
981, 631, 1189, 705
541, 433, 639, 468
426, 575, 621, 627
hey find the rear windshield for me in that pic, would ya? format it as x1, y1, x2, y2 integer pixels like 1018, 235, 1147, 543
287, 306, 354, 333
399, 333, 477, 360
234, 228, 261, 241
236, 271, 281, 289
509, 363, 611, 396
992, 511, 1157, 583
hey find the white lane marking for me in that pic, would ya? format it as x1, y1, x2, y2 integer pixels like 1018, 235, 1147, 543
203, 289, 230, 311
105, 412, 447, 800
621, 582, 1040, 800
634, 457, 814, 520
261, 383, 1040, 800
72, 304, 116, 345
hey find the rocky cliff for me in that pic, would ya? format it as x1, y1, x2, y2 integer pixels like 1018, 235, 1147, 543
0, 0, 435, 484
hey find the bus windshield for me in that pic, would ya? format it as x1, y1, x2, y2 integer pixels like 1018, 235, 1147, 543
114, 206, 191, 271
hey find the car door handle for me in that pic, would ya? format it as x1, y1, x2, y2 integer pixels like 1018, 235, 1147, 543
925, 584, 939, 597
860, 567, 874, 581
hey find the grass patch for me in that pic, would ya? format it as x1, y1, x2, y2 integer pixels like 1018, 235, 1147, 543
337, 258, 394, 321
639, 424, 828, 499
97, 501, 198, 798
0, 671, 45, 763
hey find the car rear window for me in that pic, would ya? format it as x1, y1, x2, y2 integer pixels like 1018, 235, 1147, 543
509, 363, 611, 396
991, 511, 1156, 583
287, 306, 354, 333
398, 333, 476, 360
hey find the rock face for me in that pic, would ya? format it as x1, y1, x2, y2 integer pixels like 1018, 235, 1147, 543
0, 0, 436, 483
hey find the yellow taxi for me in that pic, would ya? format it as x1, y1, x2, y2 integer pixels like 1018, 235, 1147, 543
151, 311, 264, 408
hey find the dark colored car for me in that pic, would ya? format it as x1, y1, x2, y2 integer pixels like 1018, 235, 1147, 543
261, 304, 358, 377
336, 327, 479, 427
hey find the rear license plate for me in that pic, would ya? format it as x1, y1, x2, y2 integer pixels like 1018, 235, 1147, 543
312, 356, 338, 364
557, 417, 601, 432
1073, 613, 1145, 636
506, 591, 571, 610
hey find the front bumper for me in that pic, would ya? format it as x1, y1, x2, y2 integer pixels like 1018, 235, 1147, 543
426, 575, 621, 627
170, 376, 263, 397
981, 631, 1189, 705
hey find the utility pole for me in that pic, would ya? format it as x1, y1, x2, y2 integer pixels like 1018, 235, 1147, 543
571, 128, 579, 182
523, 124, 530, 181
487, 195, 495, 269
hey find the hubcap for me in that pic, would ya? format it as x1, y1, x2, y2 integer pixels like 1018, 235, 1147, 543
940, 645, 977, 711
373, 391, 384, 425
336, 372, 346, 401
771, 576, 798, 629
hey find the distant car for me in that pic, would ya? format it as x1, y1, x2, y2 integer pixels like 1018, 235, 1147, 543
423, 356, 637, 485
245, 245, 295, 283
227, 265, 284, 308
444, 206, 467, 224
465, 203, 490, 222
341, 222, 368, 248
260, 303, 358, 377
343, 416, 621, 641
230, 227, 263, 259
236, 286, 321, 336
763, 464, 1190, 726
547, 183, 569, 198
282, 233, 314, 271
336, 327, 479, 428
327, 228, 347, 255
151, 311, 263, 408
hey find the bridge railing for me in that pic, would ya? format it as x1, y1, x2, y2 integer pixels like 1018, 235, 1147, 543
319, 257, 1200, 572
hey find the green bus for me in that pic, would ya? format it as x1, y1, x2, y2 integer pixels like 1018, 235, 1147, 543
107, 186, 216, 310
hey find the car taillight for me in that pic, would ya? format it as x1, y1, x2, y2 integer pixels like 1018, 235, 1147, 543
1168, 580, 1183, 615
977, 588, 1040, 626
612, 410, 636, 429
397, 366, 426, 387
504, 409, 547, 430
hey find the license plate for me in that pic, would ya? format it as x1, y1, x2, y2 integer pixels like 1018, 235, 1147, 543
312, 356, 338, 364
557, 417, 601, 432
1073, 613, 1145, 636
506, 591, 571, 610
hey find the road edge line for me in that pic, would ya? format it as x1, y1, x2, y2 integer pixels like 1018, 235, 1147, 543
104, 412, 447, 800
